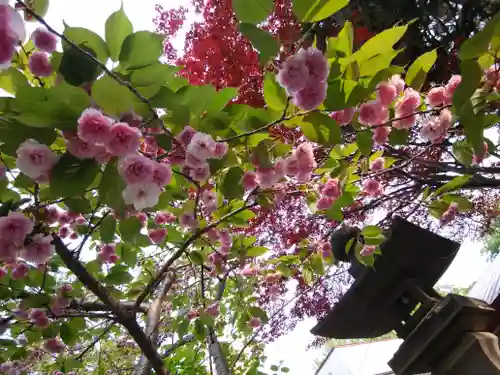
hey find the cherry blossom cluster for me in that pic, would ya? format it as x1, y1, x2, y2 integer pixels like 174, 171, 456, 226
187, 301, 220, 320
206, 229, 233, 276
173, 126, 228, 182
117, 154, 172, 210
16, 139, 58, 184
360, 244, 376, 256
0, 2, 25, 70
0, 212, 54, 267
28, 27, 57, 77
50, 284, 73, 316
277, 47, 329, 110
316, 178, 341, 210
97, 243, 119, 264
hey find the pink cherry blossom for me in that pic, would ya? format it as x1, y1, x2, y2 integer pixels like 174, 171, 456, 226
284, 155, 299, 176
274, 158, 286, 179
396, 88, 421, 113
321, 178, 341, 199
154, 212, 176, 225
69, 232, 79, 240
268, 285, 280, 301
389, 74, 405, 94
358, 100, 385, 126
241, 171, 259, 190
77, 108, 113, 144
277, 52, 309, 93
393, 113, 417, 130
118, 154, 154, 185
370, 157, 385, 171
0, 240, 17, 262
136, 212, 148, 226
293, 79, 327, 110
187, 132, 216, 160
101, 244, 116, 254
187, 309, 199, 320
176, 126, 197, 148
473, 142, 489, 164
317, 196, 334, 210
152, 162, 172, 187
377, 82, 398, 107
486, 65, 500, 83
419, 117, 445, 142
241, 265, 259, 277
21, 234, 54, 264
219, 230, 232, 246
149, 228, 167, 244
202, 190, 217, 213
120, 110, 142, 128
179, 213, 199, 229
122, 182, 161, 210
106, 123, 142, 157
363, 179, 384, 197
0, 212, 34, 246
16, 139, 58, 180
205, 302, 220, 317
43, 206, 59, 225
28, 51, 52, 76
360, 245, 376, 256
444, 75, 462, 104
32, 27, 57, 53
426, 87, 446, 108
208, 252, 222, 266
440, 202, 459, 226
213, 142, 228, 159
43, 338, 65, 354
302, 47, 329, 81
256, 167, 277, 189
0, 32, 14, 67
319, 241, 332, 259
439, 108, 453, 129
296, 142, 317, 172
330, 108, 355, 126
11, 262, 29, 280
296, 171, 312, 184
184, 152, 205, 169
58, 226, 70, 239
189, 163, 211, 182
373, 126, 391, 145
247, 317, 262, 329
30, 309, 49, 328
66, 137, 100, 160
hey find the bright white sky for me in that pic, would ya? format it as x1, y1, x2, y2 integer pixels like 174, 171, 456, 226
15, 0, 492, 374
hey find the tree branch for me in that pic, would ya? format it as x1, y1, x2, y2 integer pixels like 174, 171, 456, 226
135, 273, 175, 375
52, 235, 168, 375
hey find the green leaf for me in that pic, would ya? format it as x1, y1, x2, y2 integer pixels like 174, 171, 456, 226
207, 87, 238, 113
65, 359, 84, 370
100, 215, 117, 243
301, 112, 341, 146
59, 45, 99, 86
292, 0, 349, 22
119, 217, 141, 244
270, 365, 279, 372
281, 368, 290, 373
0, 67, 28, 94
190, 250, 204, 265
351, 24, 408, 63
264, 72, 288, 112
105, 4, 133, 61
130, 63, 181, 98
221, 167, 245, 200
117, 243, 138, 267
432, 175, 473, 197
194, 319, 206, 341
405, 49, 437, 91
327, 22, 353, 58
453, 60, 483, 109
233, 0, 273, 24
389, 128, 409, 146
356, 131, 373, 156
459, 101, 485, 156
452, 141, 473, 167
326, 205, 343, 221
361, 225, 382, 238
63, 27, 109, 63
92, 75, 134, 116
248, 306, 269, 323
247, 247, 269, 257
119, 31, 163, 69
105, 265, 133, 285
238, 23, 278, 65
60, 322, 78, 345
311, 253, 325, 275
50, 153, 100, 198
65, 198, 92, 214
460, 13, 500, 60
27, 0, 49, 18
99, 158, 126, 214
